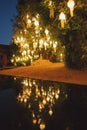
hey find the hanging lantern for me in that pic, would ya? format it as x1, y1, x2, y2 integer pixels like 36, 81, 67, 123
49, 108, 53, 116
50, 7, 54, 19
49, 0, 54, 19
59, 12, 66, 28
27, 19, 31, 27
45, 29, 49, 35
34, 20, 39, 27
39, 122, 45, 130
53, 43, 57, 52
67, 0, 75, 17
33, 118, 37, 124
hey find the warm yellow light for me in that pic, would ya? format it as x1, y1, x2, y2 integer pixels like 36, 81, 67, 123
43, 99, 46, 105
46, 96, 50, 102
22, 50, 26, 56
29, 81, 32, 87
50, 8, 54, 19
58, 89, 60, 94
11, 59, 14, 63
39, 39, 43, 45
27, 50, 30, 54
24, 98, 27, 103
49, 109, 53, 116
16, 57, 20, 62
39, 103, 43, 110
59, 12, 66, 20
24, 29, 27, 32
32, 112, 35, 117
34, 20, 39, 26
40, 123, 45, 130
33, 80, 36, 85
13, 54, 15, 57
53, 44, 57, 52
49, 1, 52, 7
55, 94, 59, 99
59, 12, 66, 28
25, 82, 28, 86
50, 41, 53, 46
36, 13, 39, 18
27, 19, 31, 27
33, 45, 36, 50
35, 30, 39, 34
60, 53, 62, 56
28, 19, 31, 23
17, 37, 20, 41
31, 51, 34, 55
38, 118, 41, 124
43, 42, 47, 50
60, 53, 63, 62
33, 118, 37, 124
47, 36, 50, 41
67, 0, 75, 17
45, 29, 49, 35
24, 43, 29, 48
20, 37, 23, 41
48, 1, 54, 18
26, 14, 29, 18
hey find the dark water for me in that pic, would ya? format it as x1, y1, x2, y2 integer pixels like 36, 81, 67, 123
0, 75, 87, 130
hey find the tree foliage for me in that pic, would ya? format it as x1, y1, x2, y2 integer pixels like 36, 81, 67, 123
41, 0, 87, 69
12, 0, 87, 69
11, 0, 64, 66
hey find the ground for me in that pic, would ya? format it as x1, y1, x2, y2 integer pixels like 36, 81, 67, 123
0, 59, 87, 85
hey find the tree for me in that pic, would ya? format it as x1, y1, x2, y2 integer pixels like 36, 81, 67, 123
11, 0, 87, 69
41, 0, 87, 69
11, 0, 64, 66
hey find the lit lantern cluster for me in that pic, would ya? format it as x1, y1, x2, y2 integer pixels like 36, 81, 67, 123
43, 0, 75, 28
12, 13, 64, 66
59, 0, 75, 28
17, 78, 61, 130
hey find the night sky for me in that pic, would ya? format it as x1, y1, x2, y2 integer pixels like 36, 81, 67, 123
0, 0, 18, 45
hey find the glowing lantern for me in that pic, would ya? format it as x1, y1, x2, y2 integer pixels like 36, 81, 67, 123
49, 109, 53, 116
34, 20, 39, 27
44, 42, 47, 50
59, 12, 66, 28
43, 99, 46, 105
55, 94, 59, 99
39, 39, 44, 49
40, 123, 45, 130
49, 1, 54, 18
60, 53, 63, 62
38, 118, 41, 124
53, 43, 57, 52
33, 118, 37, 124
24, 98, 27, 103
27, 19, 31, 27
50, 8, 54, 19
26, 14, 29, 18
67, 0, 75, 17
39, 39, 44, 45
36, 13, 39, 18
45, 29, 49, 35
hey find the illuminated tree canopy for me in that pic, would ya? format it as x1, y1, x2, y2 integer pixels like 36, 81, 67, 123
11, 0, 87, 69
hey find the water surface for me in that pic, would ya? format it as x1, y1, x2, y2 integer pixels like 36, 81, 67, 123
0, 75, 87, 130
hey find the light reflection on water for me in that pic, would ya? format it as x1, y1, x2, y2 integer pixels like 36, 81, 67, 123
0, 75, 87, 130
16, 78, 67, 130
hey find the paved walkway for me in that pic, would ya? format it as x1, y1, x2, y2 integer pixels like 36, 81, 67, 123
0, 62, 87, 85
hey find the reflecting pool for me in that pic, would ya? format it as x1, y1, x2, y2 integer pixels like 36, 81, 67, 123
0, 75, 87, 130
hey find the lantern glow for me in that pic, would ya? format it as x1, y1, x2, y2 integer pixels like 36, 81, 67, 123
59, 12, 66, 28
67, 0, 75, 17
